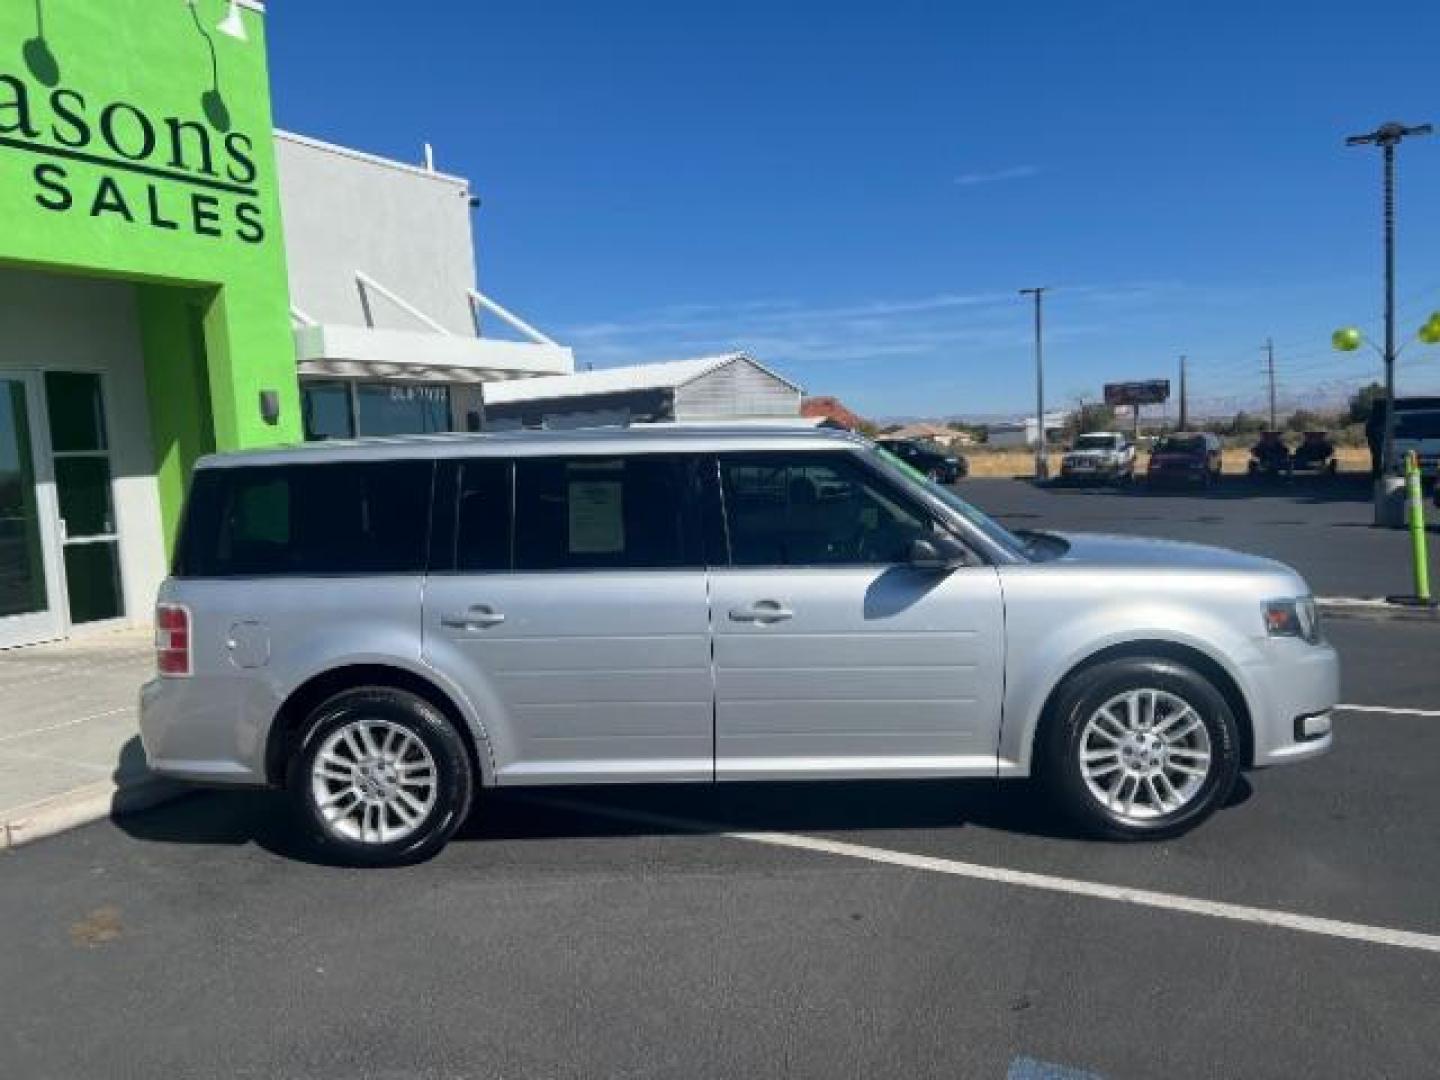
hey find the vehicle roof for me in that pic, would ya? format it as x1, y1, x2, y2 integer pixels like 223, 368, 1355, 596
1075, 431, 1126, 438
195, 422, 872, 469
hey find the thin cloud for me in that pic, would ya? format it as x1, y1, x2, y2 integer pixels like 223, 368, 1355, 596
558, 283, 1160, 383
953, 164, 1040, 187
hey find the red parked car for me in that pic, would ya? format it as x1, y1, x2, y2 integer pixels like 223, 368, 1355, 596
1147, 432, 1223, 488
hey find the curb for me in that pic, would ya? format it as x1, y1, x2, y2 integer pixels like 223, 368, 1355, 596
0, 775, 189, 852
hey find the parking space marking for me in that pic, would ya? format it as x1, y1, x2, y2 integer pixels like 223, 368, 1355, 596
0, 706, 135, 744
529, 795, 1440, 955
1008, 1057, 1104, 1080
1338, 704, 1440, 718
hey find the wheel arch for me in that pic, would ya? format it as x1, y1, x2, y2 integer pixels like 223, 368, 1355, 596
265, 663, 493, 789
1032, 640, 1255, 770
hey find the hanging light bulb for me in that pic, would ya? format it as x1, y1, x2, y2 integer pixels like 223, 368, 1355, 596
216, 0, 247, 42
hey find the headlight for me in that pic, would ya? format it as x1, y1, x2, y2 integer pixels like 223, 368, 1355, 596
1263, 597, 1321, 643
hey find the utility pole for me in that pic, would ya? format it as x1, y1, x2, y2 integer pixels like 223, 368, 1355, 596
1177, 355, 1188, 430
1019, 287, 1048, 480
1262, 338, 1277, 429
1346, 121, 1433, 479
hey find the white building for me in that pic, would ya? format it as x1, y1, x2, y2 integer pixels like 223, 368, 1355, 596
482, 353, 803, 430
986, 411, 1070, 448
276, 132, 574, 438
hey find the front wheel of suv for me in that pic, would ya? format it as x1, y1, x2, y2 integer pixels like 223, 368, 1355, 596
289, 687, 474, 866
1038, 657, 1240, 840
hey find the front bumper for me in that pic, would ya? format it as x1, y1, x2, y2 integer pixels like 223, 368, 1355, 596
1062, 460, 1124, 479
1148, 467, 1208, 483
1240, 639, 1340, 768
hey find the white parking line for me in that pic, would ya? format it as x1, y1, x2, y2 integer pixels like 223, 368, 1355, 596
0, 706, 135, 744
1338, 704, 1440, 718
529, 795, 1440, 956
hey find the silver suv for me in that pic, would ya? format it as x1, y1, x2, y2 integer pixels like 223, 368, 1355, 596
141, 425, 1337, 865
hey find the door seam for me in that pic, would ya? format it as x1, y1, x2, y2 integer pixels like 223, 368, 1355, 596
706, 567, 718, 782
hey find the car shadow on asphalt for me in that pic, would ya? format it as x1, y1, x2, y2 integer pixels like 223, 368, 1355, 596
112, 772, 1253, 868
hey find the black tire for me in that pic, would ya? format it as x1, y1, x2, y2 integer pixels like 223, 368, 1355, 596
288, 686, 474, 866
1037, 657, 1240, 840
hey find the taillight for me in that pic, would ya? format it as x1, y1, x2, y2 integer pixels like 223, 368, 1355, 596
155, 603, 192, 677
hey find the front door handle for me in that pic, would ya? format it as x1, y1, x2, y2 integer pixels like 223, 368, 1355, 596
440, 605, 506, 630
729, 600, 794, 624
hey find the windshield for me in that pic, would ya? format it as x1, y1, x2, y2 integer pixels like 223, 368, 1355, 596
1395, 412, 1440, 440
882, 438, 944, 455
868, 445, 1031, 561
1074, 435, 1118, 451
1156, 435, 1205, 454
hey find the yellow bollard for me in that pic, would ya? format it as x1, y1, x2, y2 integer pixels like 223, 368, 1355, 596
1405, 452, 1432, 603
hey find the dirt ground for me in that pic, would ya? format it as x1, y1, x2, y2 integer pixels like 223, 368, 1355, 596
963, 445, 1370, 479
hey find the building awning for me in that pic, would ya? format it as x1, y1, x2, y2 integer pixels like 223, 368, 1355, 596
295, 324, 574, 384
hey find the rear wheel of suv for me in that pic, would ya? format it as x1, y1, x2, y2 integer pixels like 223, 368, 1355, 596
289, 687, 474, 866
1038, 657, 1240, 840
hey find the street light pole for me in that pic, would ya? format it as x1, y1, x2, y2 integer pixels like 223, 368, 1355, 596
1346, 121, 1432, 479
1020, 287, 1048, 480
1177, 355, 1188, 431
1262, 338, 1276, 430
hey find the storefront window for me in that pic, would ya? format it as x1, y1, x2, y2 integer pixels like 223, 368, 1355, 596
301, 381, 454, 440
356, 383, 451, 436
302, 381, 355, 441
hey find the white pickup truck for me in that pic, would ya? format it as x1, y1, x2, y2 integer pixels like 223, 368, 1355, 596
1059, 431, 1137, 485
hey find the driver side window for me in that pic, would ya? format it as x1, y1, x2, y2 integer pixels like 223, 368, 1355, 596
719, 452, 929, 566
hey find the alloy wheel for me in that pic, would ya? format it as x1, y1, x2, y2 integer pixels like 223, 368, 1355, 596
310, 718, 439, 844
1077, 688, 1213, 822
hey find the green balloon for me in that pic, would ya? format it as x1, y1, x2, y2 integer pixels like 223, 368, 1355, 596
1332, 327, 1363, 352
1420, 319, 1440, 346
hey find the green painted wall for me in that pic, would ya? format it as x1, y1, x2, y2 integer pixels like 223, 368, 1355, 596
136, 285, 216, 547
0, 0, 299, 544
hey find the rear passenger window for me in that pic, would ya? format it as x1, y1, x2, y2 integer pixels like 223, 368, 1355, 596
176, 461, 432, 576
513, 456, 693, 570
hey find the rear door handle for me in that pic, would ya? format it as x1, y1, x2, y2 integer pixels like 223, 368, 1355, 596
440, 606, 506, 630
729, 600, 794, 624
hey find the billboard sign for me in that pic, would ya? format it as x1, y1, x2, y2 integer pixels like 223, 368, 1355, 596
1104, 380, 1170, 407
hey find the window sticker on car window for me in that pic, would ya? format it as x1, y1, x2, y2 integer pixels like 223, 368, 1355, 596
568, 480, 625, 553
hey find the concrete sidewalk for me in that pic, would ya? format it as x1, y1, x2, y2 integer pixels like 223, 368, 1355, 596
0, 628, 180, 849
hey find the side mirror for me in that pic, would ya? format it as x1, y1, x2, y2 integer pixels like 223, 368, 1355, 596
908, 531, 969, 571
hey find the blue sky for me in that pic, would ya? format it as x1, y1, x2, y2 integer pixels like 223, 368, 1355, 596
268, 1, 1440, 419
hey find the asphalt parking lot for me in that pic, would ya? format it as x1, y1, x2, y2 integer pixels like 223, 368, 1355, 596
964, 474, 1423, 600
2, 482, 1437, 1079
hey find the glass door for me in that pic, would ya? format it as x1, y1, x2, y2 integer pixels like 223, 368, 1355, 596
44, 372, 124, 626
0, 374, 63, 647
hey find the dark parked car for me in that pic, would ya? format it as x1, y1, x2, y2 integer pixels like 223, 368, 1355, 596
1147, 432, 1223, 488
1290, 431, 1338, 477
1247, 431, 1291, 480
876, 438, 968, 483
